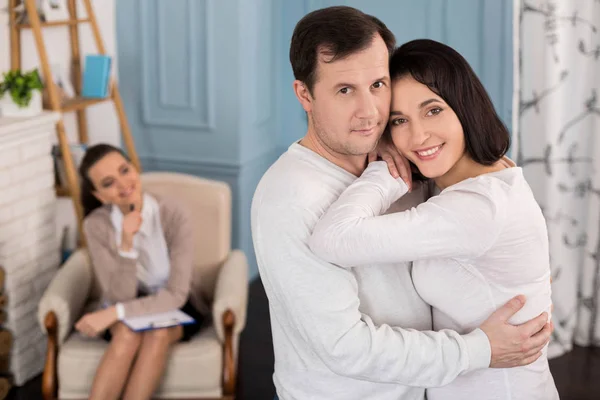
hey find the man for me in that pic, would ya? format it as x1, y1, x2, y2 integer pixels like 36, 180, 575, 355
251, 6, 552, 400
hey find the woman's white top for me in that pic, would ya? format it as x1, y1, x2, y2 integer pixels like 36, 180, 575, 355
111, 193, 170, 318
310, 161, 558, 400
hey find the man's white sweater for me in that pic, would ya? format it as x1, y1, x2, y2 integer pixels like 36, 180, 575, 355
251, 143, 491, 400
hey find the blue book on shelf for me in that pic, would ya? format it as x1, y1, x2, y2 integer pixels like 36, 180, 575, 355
82, 55, 112, 98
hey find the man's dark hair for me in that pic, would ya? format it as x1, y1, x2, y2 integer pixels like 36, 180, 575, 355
389, 39, 510, 166
290, 6, 396, 94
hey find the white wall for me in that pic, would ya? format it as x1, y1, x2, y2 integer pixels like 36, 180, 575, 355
0, 2, 8, 73
1, 0, 119, 249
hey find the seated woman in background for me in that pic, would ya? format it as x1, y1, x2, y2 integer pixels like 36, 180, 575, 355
74, 143, 205, 400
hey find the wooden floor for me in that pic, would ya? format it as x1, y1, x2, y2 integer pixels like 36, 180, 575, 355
7, 279, 600, 399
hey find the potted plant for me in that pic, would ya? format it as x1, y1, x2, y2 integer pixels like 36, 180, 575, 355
0, 68, 44, 117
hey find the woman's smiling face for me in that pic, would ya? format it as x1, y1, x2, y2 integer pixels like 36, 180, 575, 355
87, 151, 142, 207
388, 75, 466, 180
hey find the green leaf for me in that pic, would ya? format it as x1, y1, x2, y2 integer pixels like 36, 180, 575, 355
0, 68, 43, 107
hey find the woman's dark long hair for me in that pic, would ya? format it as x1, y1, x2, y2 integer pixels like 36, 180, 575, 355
79, 144, 131, 217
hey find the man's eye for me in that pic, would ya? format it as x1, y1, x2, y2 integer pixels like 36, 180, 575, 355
372, 81, 384, 89
339, 87, 350, 94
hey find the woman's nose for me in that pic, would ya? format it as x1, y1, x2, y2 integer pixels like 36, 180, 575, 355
410, 120, 430, 145
115, 179, 127, 191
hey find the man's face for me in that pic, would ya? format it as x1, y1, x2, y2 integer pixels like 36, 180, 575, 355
306, 35, 391, 156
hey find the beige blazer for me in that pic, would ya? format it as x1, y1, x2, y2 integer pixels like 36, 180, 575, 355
83, 195, 203, 318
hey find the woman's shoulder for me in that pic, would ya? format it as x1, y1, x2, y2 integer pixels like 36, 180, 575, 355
83, 205, 112, 232
437, 170, 517, 225
154, 194, 192, 223
153, 194, 194, 242
443, 169, 518, 200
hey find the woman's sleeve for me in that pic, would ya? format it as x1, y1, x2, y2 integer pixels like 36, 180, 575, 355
84, 216, 138, 303
309, 161, 504, 267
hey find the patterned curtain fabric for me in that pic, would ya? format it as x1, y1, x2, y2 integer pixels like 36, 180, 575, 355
514, 0, 600, 358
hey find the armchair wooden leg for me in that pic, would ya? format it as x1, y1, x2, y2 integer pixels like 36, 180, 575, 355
42, 312, 58, 400
222, 309, 236, 398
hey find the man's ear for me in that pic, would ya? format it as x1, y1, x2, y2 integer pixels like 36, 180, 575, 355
293, 80, 313, 113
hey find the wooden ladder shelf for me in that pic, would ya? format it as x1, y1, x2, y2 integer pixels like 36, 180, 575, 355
8, 0, 141, 242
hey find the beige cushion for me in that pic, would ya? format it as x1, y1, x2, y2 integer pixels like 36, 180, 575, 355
58, 326, 223, 399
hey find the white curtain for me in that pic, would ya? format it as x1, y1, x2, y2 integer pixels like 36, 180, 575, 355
514, 0, 600, 358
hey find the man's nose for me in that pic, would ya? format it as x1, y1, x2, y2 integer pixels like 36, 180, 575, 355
355, 92, 378, 120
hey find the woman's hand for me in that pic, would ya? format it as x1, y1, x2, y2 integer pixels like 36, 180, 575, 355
75, 307, 118, 337
121, 209, 142, 251
368, 137, 412, 191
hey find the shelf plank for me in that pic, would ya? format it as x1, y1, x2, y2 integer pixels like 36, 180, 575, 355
60, 96, 110, 113
16, 18, 90, 29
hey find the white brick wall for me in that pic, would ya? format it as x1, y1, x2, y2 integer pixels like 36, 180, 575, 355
11, 338, 47, 387
19, 135, 53, 163
0, 223, 55, 259
0, 156, 54, 189
0, 204, 55, 242
0, 188, 55, 225
0, 149, 19, 170
0, 112, 60, 385
5, 250, 60, 307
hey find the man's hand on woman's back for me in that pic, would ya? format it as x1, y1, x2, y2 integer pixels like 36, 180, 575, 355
480, 295, 553, 368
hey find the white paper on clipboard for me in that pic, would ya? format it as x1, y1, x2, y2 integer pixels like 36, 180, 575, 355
123, 309, 195, 332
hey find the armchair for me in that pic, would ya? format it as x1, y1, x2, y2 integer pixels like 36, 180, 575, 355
38, 172, 248, 399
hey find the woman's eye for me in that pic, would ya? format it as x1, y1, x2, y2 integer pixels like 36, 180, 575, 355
102, 181, 113, 188
428, 107, 442, 116
121, 166, 129, 174
390, 118, 407, 126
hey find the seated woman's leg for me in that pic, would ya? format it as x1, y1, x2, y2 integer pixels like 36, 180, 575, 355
122, 325, 183, 400
89, 322, 142, 400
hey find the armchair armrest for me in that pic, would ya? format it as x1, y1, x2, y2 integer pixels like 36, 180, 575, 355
212, 249, 249, 342
212, 249, 248, 396
37, 249, 93, 345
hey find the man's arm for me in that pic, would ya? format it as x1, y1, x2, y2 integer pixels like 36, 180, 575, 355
253, 203, 552, 387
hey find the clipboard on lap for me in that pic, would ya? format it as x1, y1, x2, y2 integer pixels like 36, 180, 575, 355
122, 309, 196, 332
